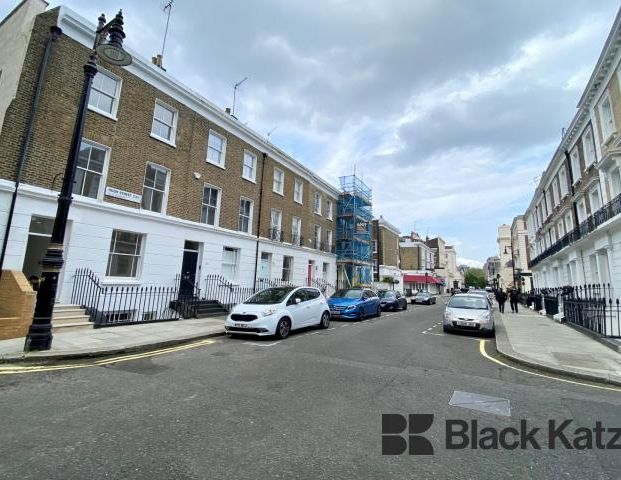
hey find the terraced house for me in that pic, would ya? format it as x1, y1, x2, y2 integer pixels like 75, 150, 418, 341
525, 7, 621, 306
0, 1, 338, 318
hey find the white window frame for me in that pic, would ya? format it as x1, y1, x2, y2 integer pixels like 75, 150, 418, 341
150, 99, 178, 147
282, 256, 293, 282
141, 162, 170, 214
609, 166, 621, 197
576, 197, 587, 223
559, 167, 568, 197
238, 197, 254, 234
599, 92, 616, 141
270, 208, 282, 232
221, 246, 239, 282
557, 220, 565, 238
327, 229, 333, 252
241, 150, 257, 182
88, 67, 122, 120
313, 192, 322, 215
201, 183, 221, 226
314, 224, 322, 249
327, 199, 333, 220
273, 167, 284, 195
206, 130, 227, 168
106, 229, 144, 278
292, 216, 302, 246
582, 127, 596, 167
294, 178, 303, 204
570, 147, 581, 185
589, 185, 602, 212
551, 179, 559, 207
545, 190, 553, 217
74, 138, 110, 200
565, 212, 574, 232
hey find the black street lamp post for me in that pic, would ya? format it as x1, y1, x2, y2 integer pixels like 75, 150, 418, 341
24, 11, 132, 352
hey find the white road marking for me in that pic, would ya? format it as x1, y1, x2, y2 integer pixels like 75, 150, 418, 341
242, 341, 279, 347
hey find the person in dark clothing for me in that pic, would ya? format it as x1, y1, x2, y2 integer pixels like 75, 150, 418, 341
509, 289, 519, 313
497, 290, 507, 313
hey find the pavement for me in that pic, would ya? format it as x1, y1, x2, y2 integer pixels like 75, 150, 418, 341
495, 307, 621, 386
2, 303, 620, 480
0, 316, 227, 362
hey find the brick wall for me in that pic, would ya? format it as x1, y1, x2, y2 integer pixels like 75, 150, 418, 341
0, 270, 36, 340
0, 9, 338, 254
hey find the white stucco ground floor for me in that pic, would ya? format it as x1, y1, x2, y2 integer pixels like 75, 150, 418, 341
0, 181, 337, 305
531, 214, 621, 299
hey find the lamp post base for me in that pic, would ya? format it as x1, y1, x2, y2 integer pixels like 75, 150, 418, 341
24, 322, 53, 351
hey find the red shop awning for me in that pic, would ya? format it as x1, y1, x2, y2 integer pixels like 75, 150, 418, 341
403, 274, 441, 284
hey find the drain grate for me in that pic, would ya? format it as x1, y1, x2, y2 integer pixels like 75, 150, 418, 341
449, 390, 511, 417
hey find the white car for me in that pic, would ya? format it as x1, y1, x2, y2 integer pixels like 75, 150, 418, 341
224, 286, 331, 339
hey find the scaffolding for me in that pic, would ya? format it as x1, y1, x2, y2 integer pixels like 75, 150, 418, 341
336, 175, 373, 288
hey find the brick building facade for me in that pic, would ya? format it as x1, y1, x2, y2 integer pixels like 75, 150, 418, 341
0, 2, 338, 305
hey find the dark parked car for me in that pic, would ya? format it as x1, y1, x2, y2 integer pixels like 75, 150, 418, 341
412, 292, 436, 305
378, 290, 407, 311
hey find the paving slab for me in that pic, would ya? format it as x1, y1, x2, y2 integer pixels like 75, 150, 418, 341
495, 309, 621, 386
0, 316, 227, 363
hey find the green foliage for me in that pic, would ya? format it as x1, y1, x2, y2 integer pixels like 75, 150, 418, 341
464, 268, 486, 289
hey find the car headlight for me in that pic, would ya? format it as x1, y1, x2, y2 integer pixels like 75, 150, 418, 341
261, 307, 278, 317
444, 311, 457, 321
345, 305, 356, 310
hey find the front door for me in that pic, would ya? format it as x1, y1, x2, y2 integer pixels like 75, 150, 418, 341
307, 260, 315, 286
179, 241, 200, 298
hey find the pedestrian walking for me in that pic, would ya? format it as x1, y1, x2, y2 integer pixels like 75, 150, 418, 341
497, 289, 507, 313
509, 288, 519, 313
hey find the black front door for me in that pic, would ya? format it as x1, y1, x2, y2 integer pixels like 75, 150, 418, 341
179, 241, 199, 298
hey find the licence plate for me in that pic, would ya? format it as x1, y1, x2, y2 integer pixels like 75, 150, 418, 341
234, 323, 251, 328
456, 321, 472, 327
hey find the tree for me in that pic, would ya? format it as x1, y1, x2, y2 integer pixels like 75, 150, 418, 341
464, 268, 486, 289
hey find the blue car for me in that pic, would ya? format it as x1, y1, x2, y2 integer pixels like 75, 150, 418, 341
327, 288, 381, 320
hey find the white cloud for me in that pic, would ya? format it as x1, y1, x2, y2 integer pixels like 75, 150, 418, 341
457, 258, 484, 269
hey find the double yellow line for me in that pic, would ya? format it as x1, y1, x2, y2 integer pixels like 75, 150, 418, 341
479, 339, 621, 393
0, 338, 217, 375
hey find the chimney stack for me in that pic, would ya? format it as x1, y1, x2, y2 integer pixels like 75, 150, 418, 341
151, 54, 166, 71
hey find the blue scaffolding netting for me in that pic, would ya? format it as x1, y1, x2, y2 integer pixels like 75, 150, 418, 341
337, 175, 373, 287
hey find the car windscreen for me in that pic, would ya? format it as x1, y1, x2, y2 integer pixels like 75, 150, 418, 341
415, 292, 429, 297
331, 289, 363, 299
378, 291, 396, 298
244, 287, 296, 304
447, 296, 488, 310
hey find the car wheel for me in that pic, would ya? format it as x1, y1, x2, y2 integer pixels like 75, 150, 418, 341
403, 302, 408, 310
275, 318, 291, 339
443, 326, 451, 333
357, 308, 365, 321
319, 311, 330, 329
375, 305, 381, 317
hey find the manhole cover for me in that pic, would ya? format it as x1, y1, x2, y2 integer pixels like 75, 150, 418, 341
449, 391, 511, 417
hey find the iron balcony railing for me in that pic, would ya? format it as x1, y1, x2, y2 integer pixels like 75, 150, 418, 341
529, 192, 621, 269
71, 268, 181, 327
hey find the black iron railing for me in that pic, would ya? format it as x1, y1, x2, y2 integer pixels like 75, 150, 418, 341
309, 278, 337, 297
71, 268, 180, 327
173, 273, 202, 318
529, 192, 621, 269
562, 284, 620, 337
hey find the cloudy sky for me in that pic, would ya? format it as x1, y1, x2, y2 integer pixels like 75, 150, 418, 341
2, 0, 620, 267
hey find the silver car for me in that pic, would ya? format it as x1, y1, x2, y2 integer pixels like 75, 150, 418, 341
442, 293, 495, 336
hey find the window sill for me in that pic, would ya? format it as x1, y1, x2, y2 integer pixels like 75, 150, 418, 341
101, 278, 142, 286
149, 132, 176, 148
242, 176, 256, 184
273, 190, 284, 197
88, 105, 118, 122
206, 159, 226, 170
294, 199, 303, 205
602, 132, 617, 148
